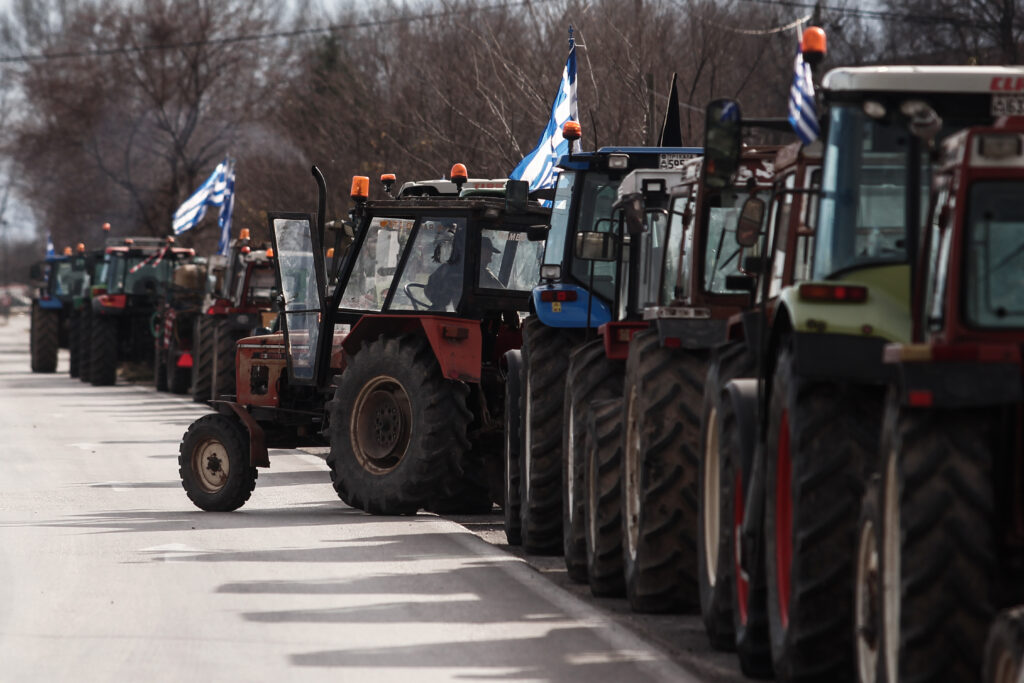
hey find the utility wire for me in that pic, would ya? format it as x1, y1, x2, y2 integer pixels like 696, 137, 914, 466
0, 0, 558, 64
737, 0, 993, 29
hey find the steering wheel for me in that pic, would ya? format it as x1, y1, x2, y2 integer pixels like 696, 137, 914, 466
404, 283, 431, 311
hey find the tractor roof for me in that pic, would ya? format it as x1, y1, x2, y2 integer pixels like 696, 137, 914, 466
823, 65, 1024, 94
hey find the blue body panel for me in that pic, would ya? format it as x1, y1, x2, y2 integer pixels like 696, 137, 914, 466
38, 297, 64, 310
532, 283, 612, 328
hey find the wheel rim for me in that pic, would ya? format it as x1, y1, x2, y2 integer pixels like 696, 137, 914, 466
734, 467, 749, 624
566, 400, 576, 523
350, 375, 412, 474
703, 405, 720, 586
855, 513, 880, 683
505, 400, 514, 511
523, 368, 532, 500
775, 409, 793, 630
882, 451, 901, 683
193, 437, 229, 493
625, 383, 642, 561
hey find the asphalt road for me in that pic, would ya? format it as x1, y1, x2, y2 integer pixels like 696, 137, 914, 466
0, 313, 747, 682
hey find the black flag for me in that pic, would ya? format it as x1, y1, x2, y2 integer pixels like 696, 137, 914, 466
658, 73, 683, 147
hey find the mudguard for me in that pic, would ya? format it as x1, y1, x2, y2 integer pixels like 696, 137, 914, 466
532, 283, 611, 329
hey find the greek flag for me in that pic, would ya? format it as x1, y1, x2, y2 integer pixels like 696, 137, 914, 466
510, 32, 580, 192
788, 44, 819, 144
45, 233, 55, 258
172, 157, 234, 239
216, 160, 235, 255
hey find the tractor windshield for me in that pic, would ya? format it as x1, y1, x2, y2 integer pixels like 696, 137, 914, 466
703, 189, 770, 294
543, 171, 575, 267
478, 228, 544, 292
241, 264, 276, 306
340, 216, 416, 311
390, 218, 465, 312
964, 180, 1024, 329
568, 173, 619, 302
48, 261, 75, 297
814, 103, 927, 278
272, 216, 321, 380
107, 253, 174, 295
662, 193, 694, 304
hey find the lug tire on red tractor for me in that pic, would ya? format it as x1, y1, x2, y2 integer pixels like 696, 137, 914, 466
213, 319, 242, 401
167, 337, 191, 394
191, 316, 214, 403
327, 334, 472, 515
89, 315, 119, 386
621, 328, 706, 613
179, 412, 258, 511
519, 317, 582, 555
30, 302, 60, 373
425, 382, 492, 515
698, 343, 752, 651
562, 337, 624, 583
68, 310, 81, 378
154, 340, 169, 391
983, 608, 1024, 683
78, 308, 93, 383
764, 346, 883, 682
876, 406, 996, 683
503, 350, 523, 545
855, 474, 883, 683
585, 397, 625, 597
726, 387, 774, 680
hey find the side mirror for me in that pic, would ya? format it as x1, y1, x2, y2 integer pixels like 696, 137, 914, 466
736, 197, 766, 247
505, 179, 529, 213
622, 195, 646, 235
703, 99, 743, 190
574, 230, 619, 262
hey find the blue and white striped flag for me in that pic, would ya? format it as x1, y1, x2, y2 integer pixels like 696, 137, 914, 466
510, 32, 580, 192
216, 160, 235, 255
45, 233, 55, 258
172, 157, 234, 238
788, 44, 819, 144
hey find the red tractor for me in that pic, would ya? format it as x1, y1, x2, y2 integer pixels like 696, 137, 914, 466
190, 230, 277, 403
178, 167, 548, 515
853, 117, 1024, 683
153, 260, 207, 394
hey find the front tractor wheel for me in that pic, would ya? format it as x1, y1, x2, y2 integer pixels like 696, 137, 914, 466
178, 413, 258, 511
328, 335, 471, 515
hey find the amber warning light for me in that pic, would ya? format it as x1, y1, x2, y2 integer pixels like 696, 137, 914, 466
562, 121, 582, 142
351, 176, 370, 201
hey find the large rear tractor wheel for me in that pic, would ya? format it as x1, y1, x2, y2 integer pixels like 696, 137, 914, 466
179, 413, 257, 511
78, 308, 93, 383
585, 397, 625, 597
621, 328, 706, 613
68, 310, 81, 378
877, 407, 996, 683
563, 337, 623, 582
764, 347, 883, 681
327, 335, 471, 515
30, 303, 59, 373
698, 343, 752, 651
854, 476, 882, 683
983, 608, 1024, 683
191, 316, 214, 403
212, 319, 242, 400
519, 317, 581, 554
89, 315, 119, 386
503, 350, 523, 545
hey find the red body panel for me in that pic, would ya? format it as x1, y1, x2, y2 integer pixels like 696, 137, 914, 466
342, 315, 483, 383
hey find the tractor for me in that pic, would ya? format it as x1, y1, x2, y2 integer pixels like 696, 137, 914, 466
853, 117, 1024, 683
153, 259, 207, 394
177, 166, 549, 515
28, 247, 79, 373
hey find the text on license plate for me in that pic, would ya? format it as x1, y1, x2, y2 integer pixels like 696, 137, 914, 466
992, 94, 1024, 116
658, 153, 699, 170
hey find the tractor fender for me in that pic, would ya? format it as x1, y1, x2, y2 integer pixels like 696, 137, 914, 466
212, 400, 269, 467
531, 282, 611, 328
722, 378, 762, 579
341, 314, 482, 383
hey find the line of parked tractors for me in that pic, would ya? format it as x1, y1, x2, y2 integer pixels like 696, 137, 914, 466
25, 28, 1024, 683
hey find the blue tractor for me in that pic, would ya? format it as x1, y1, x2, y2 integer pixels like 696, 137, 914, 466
28, 248, 83, 373
504, 136, 701, 554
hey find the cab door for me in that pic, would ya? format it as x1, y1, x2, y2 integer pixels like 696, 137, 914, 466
267, 213, 326, 384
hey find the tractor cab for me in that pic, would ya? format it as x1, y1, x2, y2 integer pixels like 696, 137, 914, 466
95, 237, 195, 308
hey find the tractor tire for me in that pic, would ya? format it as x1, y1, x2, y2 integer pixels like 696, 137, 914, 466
763, 346, 884, 682
191, 316, 214, 403
698, 343, 753, 650
167, 338, 191, 394
89, 315, 119, 386
854, 475, 883, 683
562, 337, 624, 582
878, 407, 996, 683
78, 308, 92, 383
983, 608, 1024, 683
425, 392, 492, 515
519, 317, 581, 555
327, 334, 471, 515
503, 350, 523, 545
179, 413, 258, 511
154, 342, 169, 392
212, 319, 242, 401
585, 397, 625, 597
68, 310, 81, 378
621, 328, 706, 613
728, 391, 773, 680
30, 303, 59, 373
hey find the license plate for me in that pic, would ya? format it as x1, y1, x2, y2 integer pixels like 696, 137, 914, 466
992, 94, 1024, 116
658, 153, 698, 170
551, 302, 562, 313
